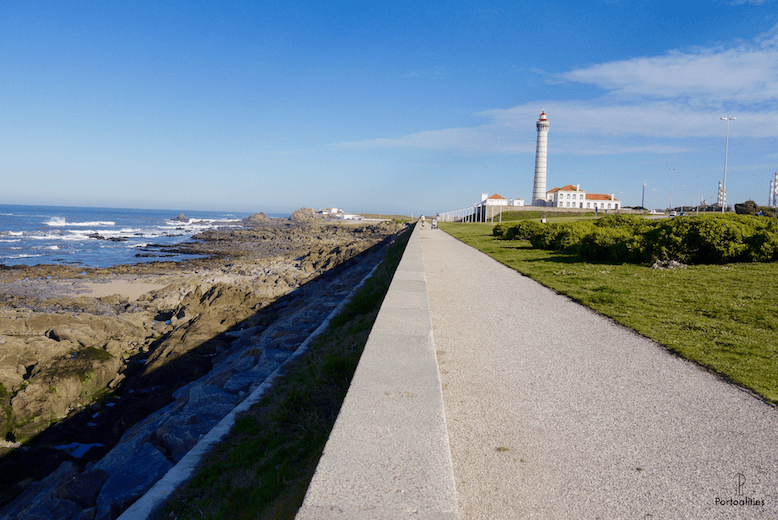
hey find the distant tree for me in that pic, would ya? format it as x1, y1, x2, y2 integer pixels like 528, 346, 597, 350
735, 200, 758, 215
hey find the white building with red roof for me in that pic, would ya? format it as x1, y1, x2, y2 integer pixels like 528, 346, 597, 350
546, 184, 620, 210
478, 193, 524, 207
483, 193, 507, 205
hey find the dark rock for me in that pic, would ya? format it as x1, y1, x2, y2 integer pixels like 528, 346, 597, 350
12, 498, 83, 520
243, 212, 271, 225
58, 468, 110, 509
170, 214, 188, 222
222, 366, 273, 394
0, 461, 80, 520
92, 403, 174, 476
289, 207, 317, 222
79, 508, 96, 520
94, 442, 173, 520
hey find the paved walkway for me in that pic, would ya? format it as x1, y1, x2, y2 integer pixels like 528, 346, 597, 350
421, 225, 778, 519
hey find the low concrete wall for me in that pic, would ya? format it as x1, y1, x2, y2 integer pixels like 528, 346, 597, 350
296, 222, 458, 519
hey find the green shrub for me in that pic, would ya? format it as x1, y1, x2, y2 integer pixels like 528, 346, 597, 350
644, 215, 758, 264
530, 221, 595, 252
492, 222, 510, 238
493, 220, 545, 240
746, 229, 778, 262
507, 220, 544, 240
595, 214, 656, 235
580, 227, 646, 263
524, 214, 778, 265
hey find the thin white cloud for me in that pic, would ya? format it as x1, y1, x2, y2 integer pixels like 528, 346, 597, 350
339, 23, 778, 155
482, 101, 778, 138
559, 42, 778, 106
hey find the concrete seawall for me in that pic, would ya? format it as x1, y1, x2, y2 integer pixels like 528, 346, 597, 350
296, 222, 458, 519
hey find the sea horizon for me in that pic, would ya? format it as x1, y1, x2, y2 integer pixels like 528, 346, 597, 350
0, 204, 291, 268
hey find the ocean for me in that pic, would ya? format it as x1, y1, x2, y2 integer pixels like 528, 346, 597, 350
0, 204, 287, 268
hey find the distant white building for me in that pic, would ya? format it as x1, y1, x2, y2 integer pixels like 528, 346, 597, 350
509, 197, 524, 207
483, 193, 508, 206
317, 207, 364, 220
318, 207, 343, 216
546, 184, 620, 210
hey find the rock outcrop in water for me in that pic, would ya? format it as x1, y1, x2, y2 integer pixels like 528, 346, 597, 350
0, 213, 406, 517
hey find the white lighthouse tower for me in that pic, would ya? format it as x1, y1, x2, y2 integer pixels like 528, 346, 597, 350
532, 110, 550, 206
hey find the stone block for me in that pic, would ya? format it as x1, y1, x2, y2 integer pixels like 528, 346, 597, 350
94, 442, 173, 520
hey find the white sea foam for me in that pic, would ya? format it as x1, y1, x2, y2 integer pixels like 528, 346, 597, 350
1, 253, 43, 259
45, 217, 116, 227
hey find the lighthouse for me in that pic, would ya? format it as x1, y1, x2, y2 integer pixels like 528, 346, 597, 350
532, 110, 550, 206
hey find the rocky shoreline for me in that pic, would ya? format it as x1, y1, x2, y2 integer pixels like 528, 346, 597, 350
0, 210, 406, 519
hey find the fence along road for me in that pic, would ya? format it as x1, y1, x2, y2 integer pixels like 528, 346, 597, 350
421, 225, 778, 519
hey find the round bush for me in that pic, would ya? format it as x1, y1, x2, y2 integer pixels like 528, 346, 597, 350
580, 227, 644, 263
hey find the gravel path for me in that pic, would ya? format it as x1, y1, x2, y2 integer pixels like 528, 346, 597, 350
421, 226, 778, 519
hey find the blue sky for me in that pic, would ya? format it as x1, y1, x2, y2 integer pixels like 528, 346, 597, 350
1, 1, 777, 215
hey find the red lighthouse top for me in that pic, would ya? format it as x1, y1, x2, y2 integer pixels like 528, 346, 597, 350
539, 110, 547, 121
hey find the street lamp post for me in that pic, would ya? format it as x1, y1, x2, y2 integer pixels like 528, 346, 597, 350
721, 117, 736, 214
642, 181, 647, 213
669, 168, 676, 211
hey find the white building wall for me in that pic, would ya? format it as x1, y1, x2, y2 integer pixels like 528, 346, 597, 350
485, 198, 508, 206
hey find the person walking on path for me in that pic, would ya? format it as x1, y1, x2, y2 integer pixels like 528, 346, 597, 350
421, 225, 778, 519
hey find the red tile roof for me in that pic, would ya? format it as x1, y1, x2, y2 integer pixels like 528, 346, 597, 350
547, 184, 580, 193
488, 193, 506, 199
586, 193, 615, 201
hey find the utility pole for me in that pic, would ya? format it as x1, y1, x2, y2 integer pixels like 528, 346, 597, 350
721, 117, 736, 214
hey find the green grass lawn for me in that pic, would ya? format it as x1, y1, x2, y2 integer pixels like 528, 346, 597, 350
441, 222, 778, 405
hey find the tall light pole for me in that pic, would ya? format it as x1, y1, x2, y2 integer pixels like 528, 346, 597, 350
669, 168, 676, 210
642, 181, 647, 213
721, 117, 736, 214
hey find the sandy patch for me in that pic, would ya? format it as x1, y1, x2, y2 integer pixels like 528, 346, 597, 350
73, 281, 168, 301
